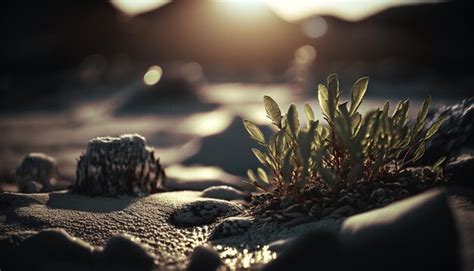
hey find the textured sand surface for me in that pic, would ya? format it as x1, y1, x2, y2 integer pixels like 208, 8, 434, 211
0, 190, 343, 269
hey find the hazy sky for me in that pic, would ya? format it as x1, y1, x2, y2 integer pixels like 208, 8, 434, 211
110, 0, 441, 21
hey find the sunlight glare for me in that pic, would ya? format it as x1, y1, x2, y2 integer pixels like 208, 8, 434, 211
264, 0, 439, 21
110, 0, 171, 16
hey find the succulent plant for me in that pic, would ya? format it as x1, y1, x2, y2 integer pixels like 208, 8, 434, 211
74, 134, 165, 197
244, 74, 445, 198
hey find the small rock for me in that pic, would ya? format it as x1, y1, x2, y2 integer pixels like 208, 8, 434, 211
209, 216, 254, 239
370, 188, 386, 202
385, 182, 402, 190
18, 229, 95, 269
331, 205, 354, 217
172, 199, 243, 227
74, 134, 165, 197
187, 246, 222, 271
23, 181, 43, 193
201, 185, 249, 201
15, 153, 59, 193
283, 204, 304, 213
263, 230, 344, 271
101, 233, 155, 270
445, 154, 474, 187
322, 207, 336, 216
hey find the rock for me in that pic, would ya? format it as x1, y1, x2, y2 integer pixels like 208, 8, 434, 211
171, 199, 243, 227
330, 205, 354, 217
15, 152, 59, 193
201, 185, 249, 201
23, 180, 43, 193
209, 216, 254, 239
385, 182, 402, 190
263, 229, 345, 271
187, 246, 222, 271
100, 234, 155, 270
74, 134, 165, 196
445, 154, 474, 187
369, 188, 386, 202
423, 98, 474, 164
16, 229, 95, 270
341, 189, 460, 271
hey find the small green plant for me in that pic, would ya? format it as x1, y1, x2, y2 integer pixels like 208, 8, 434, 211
244, 74, 445, 199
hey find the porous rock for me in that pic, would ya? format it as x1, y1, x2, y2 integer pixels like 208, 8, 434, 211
424, 98, 474, 163
15, 152, 59, 193
74, 134, 165, 196
187, 246, 222, 271
209, 216, 254, 240
171, 199, 243, 227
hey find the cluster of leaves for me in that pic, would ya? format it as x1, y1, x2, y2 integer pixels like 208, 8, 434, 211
244, 74, 445, 197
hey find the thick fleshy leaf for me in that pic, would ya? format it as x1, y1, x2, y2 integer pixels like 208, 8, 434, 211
264, 95, 282, 127
252, 148, 267, 165
327, 74, 338, 120
247, 169, 257, 182
318, 84, 330, 118
287, 104, 300, 138
424, 117, 444, 140
281, 149, 294, 185
350, 113, 362, 135
349, 76, 369, 115
243, 119, 265, 144
304, 103, 315, 122
327, 73, 340, 99
412, 142, 426, 162
432, 156, 446, 170
257, 167, 269, 183
414, 96, 431, 135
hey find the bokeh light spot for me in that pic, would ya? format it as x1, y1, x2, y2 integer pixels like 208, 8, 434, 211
143, 65, 163, 86
302, 16, 327, 39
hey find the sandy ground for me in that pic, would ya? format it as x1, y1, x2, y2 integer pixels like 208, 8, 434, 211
1, 188, 473, 270
0, 190, 341, 269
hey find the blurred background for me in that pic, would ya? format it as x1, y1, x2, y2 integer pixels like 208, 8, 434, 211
1, 0, 473, 189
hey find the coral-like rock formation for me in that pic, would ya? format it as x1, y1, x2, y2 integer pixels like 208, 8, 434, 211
424, 97, 474, 162
15, 152, 59, 193
74, 134, 165, 196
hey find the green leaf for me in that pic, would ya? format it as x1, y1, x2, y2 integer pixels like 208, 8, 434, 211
412, 142, 426, 162
318, 84, 330, 118
398, 135, 411, 148
414, 96, 431, 135
252, 148, 267, 165
247, 169, 257, 182
264, 95, 282, 127
287, 104, 300, 138
281, 149, 294, 185
350, 113, 362, 135
327, 74, 339, 120
424, 117, 445, 140
327, 73, 340, 99
304, 103, 315, 122
349, 76, 369, 115
243, 119, 265, 144
257, 167, 269, 183
432, 156, 446, 170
